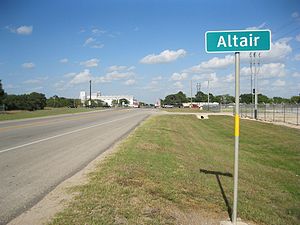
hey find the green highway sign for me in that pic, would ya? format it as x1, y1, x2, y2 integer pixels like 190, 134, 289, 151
205, 30, 271, 53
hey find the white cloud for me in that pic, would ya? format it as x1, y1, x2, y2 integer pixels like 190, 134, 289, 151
16, 26, 33, 35
246, 22, 267, 30
272, 79, 286, 87
186, 38, 292, 76
240, 39, 292, 63
241, 63, 286, 78
104, 71, 134, 81
91, 44, 104, 49
170, 72, 188, 81
292, 72, 300, 77
6, 84, 18, 89
173, 81, 183, 89
140, 49, 187, 64
107, 65, 134, 72
23, 79, 40, 84
23, 76, 48, 84
80, 58, 99, 67
294, 53, 300, 61
292, 12, 299, 18
296, 34, 300, 42
83, 35, 104, 48
124, 79, 136, 85
54, 80, 66, 90
225, 74, 234, 82
70, 69, 92, 84
22, 62, 35, 69
260, 80, 270, 87
92, 28, 106, 35
200, 55, 234, 69
7, 25, 33, 35
95, 65, 136, 83
143, 76, 164, 91
186, 55, 234, 74
84, 37, 95, 46
32, 86, 43, 91
153, 76, 163, 81
63, 72, 76, 78
60, 58, 68, 63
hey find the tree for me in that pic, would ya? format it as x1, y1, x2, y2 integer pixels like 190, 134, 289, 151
4, 92, 46, 111
240, 94, 252, 104
195, 91, 208, 102
28, 92, 47, 110
162, 91, 188, 106
84, 99, 105, 107
271, 97, 289, 104
222, 94, 235, 104
176, 91, 188, 104
290, 96, 300, 104
46, 96, 80, 108
0, 80, 6, 105
258, 94, 270, 103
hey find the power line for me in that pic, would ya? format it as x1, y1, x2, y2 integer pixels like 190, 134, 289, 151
250, 52, 260, 119
196, 82, 201, 93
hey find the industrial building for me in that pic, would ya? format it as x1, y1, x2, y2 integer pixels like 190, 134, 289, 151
79, 91, 139, 107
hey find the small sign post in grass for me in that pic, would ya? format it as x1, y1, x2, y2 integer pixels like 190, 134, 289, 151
205, 29, 271, 225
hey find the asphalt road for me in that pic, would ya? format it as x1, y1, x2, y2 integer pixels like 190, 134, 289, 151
0, 108, 156, 225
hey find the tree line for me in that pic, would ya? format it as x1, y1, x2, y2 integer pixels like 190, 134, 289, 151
162, 91, 300, 106
0, 80, 82, 111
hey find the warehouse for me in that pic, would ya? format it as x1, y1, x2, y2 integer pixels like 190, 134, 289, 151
79, 91, 139, 107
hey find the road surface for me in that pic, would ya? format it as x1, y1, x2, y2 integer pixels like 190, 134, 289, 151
0, 108, 156, 225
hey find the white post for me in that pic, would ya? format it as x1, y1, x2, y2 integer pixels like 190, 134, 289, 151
191, 80, 193, 107
233, 52, 240, 225
208, 80, 210, 111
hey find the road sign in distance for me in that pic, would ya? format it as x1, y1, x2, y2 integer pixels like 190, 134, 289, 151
205, 30, 271, 53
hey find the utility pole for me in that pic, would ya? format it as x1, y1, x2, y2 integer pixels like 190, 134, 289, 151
196, 82, 201, 93
250, 53, 254, 106
254, 53, 260, 119
190, 80, 193, 107
207, 79, 210, 111
89, 80, 92, 107
250, 52, 260, 119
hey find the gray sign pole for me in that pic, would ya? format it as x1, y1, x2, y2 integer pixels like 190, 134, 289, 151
233, 52, 240, 225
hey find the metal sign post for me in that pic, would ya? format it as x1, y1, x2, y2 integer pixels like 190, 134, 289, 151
205, 29, 271, 225
233, 52, 240, 225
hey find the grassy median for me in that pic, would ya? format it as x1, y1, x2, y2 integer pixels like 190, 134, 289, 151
49, 115, 300, 225
0, 107, 105, 121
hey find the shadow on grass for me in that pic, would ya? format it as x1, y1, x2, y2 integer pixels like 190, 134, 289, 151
200, 169, 233, 220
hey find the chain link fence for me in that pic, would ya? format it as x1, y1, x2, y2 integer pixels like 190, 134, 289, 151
0, 104, 5, 113
240, 104, 299, 126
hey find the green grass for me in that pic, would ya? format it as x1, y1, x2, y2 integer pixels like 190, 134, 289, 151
162, 107, 203, 113
49, 115, 300, 225
0, 107, 105, 121
161, 107, 233, 113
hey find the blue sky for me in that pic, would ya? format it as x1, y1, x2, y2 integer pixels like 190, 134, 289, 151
0, 0, 299, 103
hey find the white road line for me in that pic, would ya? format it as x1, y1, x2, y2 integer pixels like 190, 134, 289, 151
0, 114, 137, 154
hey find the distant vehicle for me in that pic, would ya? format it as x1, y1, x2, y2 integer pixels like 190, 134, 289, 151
163, 105, 174, 108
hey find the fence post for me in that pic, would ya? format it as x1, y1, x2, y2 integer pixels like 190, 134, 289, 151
297, 104, 299, 126
283, 104, 286, 123
240, 104, 242, 117
264, 104, 266, 121
273, 104, 275, 122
